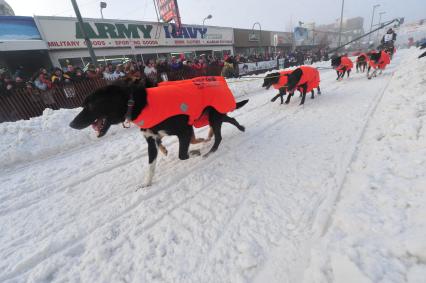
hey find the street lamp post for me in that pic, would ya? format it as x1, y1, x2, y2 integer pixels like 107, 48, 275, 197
337, 0, 345, 48
376, 11, 386, 42
100, 2, 107, 19
252, 22, 262, 56
368, 4, 380, 43
202, 14, 212, 39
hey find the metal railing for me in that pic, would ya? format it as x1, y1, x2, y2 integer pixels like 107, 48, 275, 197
0, 80, 108, 123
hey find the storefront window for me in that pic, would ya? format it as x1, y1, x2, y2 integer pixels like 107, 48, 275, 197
157, 53, 171, 61
142, 54, 158, 63
213, 51, 223, 59
104, 55, 126, 65
195, 50, 213, 58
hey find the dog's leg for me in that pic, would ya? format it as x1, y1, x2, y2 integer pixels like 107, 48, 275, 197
317, 86, 321, 95
300, 85, 307, 105
347, 69, 351, 78
271, 93, 281, 102
156, 138, 168, 156
205, 112, 223, 157
205, 127, 214, 142
279, 88, 286, 104
141, 137, 158, 188
311, 90, 315, 99
222, 115, 245, 132
178, 126, 199, 159
285, 92, 293, 104
336, 70, 340, 80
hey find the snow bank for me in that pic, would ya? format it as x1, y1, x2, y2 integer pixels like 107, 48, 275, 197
0, 108, 129, 170
304, 47, 426, 283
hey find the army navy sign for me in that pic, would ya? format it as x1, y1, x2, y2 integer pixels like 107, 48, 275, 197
35, 16, 233, 49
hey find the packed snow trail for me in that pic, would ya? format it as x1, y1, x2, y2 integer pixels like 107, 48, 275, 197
304, 49, 426, 283
0, 51, 404, 282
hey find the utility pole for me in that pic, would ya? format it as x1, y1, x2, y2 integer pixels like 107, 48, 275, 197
71, 0, 98, 66
337, 0, 345, 48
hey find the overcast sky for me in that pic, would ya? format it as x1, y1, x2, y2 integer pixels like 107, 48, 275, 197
7, 0, 426, 31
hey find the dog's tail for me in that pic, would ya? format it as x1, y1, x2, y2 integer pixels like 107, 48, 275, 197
236, 99, 249, 109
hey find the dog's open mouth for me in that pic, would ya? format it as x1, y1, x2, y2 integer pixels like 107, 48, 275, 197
91, 118, 109, 138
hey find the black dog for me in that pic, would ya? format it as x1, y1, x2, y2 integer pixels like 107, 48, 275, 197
282, 68, 321, 105
331, 56, 351, 80
356, 54, 368, 73
262, 71, 320, 105
367, 52, 389, 79
262, 72, 290, 104
69, 80, 248, 187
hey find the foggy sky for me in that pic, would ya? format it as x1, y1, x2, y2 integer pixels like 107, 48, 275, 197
7, 0, 426, 31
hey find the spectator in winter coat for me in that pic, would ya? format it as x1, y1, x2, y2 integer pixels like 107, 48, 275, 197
85, 64, 99, 80
144, 60, 158, 85
221, 57, 235, 78
35, 68, 52, 90
113, 64, 126, 79
103, 64, 115, 80
170, 56, 182, 71
51, 67, 71, 85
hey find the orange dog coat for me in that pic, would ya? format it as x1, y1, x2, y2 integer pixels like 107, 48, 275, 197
336, 57, 354, 73
369, 51, 391, 70
133, 76, 236, 129
297, 66, 320, 93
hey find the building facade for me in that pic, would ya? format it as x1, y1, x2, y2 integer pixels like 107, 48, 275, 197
34, 16, 234, 68
233, 28, 293, 57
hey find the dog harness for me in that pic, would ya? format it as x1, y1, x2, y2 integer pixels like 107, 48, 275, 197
296, 66, 320, 93
369, 51, 391, 70
336, 57, 353, 73
132, 76, 236, 129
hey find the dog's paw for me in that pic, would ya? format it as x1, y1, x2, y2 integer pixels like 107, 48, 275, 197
189, 150, 201, 157
285, 101, 290, 104
238, 126, 245, 132
159, 146, 168, 156
203, 152, 211, 159
136, 182, 152, 191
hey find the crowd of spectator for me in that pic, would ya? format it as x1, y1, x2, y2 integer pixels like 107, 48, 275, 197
0, 48, 331, 95
0, 54, 234, 95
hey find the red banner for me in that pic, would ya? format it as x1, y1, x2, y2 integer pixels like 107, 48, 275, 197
156, 0, 182, 32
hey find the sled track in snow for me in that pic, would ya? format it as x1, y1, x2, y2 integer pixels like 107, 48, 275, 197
314, 67, 399, 239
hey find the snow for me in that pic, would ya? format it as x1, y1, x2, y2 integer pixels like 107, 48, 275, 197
304, 47, 426, 283
0, 48, 425, 283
